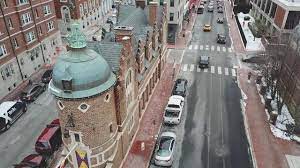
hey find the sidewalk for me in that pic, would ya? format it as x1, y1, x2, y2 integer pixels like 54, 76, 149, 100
167, 12, 197, 49
121, 63, 180, 168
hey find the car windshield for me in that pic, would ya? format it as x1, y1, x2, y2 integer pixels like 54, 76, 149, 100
36, 141, 50, 148
175, 84, 184, 92
167, 104, 180, 108
158, 137, 173, 156
205, 25, 210, 27
165, 110, 180, 117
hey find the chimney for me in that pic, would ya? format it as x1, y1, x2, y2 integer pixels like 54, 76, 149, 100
149, 2, 158, 27
114, 26, 134, 43
136, 0, 146, 9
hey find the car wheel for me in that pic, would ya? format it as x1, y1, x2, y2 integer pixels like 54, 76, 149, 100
23, 106, 27, 112
6, 122, 11, 130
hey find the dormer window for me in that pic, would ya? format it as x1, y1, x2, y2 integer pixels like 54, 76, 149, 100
62, 79, 72, 92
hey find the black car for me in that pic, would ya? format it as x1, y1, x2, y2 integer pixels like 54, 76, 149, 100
20, 83, 46, 102
172, 79, 188, 97
217, 17, 224, 23
14, 154, 47, 168
199, 56, 210, 68
41, 69, 53, 84
217, 34, 226, 44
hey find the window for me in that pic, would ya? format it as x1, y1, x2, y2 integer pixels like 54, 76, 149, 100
170, 0, 174, 6
43, 5, 51, 15
79, 4, 84, 16
0, 44, 7, 57
35, 8, 39, 18
60, 0, 67, 2
109, 123, 113, 133
25, 31, 36, 43
170, 13, 174, 21
7, 18, 13, 29
1, 0, 7, 7
12, 38, 19, 48
38, 26, 42, 35
57, 100, 65, 110
74, 133, 80, 142
20, 58, 24, 65
21, 13, 32, 25
47, 21, 54, 31
78, 103, 90, 113
62, 79, 72, 92
1, 70, 5, 80
18, 0, 28, 5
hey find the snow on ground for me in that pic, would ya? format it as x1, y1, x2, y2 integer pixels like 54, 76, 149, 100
237, 13, 265, 52
275, 104, 295, 130
270, 124, 291, 140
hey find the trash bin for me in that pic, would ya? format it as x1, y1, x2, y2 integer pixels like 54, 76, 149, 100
270, 110, 278, 125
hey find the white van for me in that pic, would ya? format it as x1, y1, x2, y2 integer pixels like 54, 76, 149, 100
164, 95, 184, 125
0, 101, 27, 132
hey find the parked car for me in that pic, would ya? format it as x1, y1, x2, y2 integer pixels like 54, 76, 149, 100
200, 1, 205, 5
197, 5, 204, 14
0, 100, 27, 132
217, 17, 224, 23
203, 24, 212, 31
20, 83, 46, 102
202, 0, 207, 3
208, 5, 214, 12
41, 69, 53, 84
172, 78, 188, 97
14, 154, 47, 168
199, 56, 210, 68
217, 34, 226, 44
35, 119, 62, 155
154, 132, 176, 166
218, 7, 223, 13
164, 95, 184, 125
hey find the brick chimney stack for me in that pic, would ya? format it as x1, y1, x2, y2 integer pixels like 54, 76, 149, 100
114, 26, 134, 43
149, 2, 158, 27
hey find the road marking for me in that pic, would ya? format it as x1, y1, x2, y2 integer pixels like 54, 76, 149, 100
179, 49, 185, 64
194, 44, 198, 50
189, 45, 193, 50
218, 66, 222, 74
211, 45, 215, 51
190, 64, 195, 71
233, 65, 239, 69
204, 68, 208, 72
197, 66, 201, 72
211, 66, 215, 73
206, 45, 209, 50
182, 64, 188, 71
232, 68, 237, 76
223, 47, 226, 52
228, 48, 232, 52
200, 45, 204, 50
217, 46, 220, 51
225, 68, 229, 75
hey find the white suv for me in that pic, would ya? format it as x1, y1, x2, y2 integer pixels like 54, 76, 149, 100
164, 95, 184, 125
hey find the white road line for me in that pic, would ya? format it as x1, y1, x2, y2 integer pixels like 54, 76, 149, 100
204, 68, 208, 72
190, 64, 195, 71
228, 48, 232, 52
179, 49, 185, 64
194, 44, 198, 50
197, 66, 201, 72
225, 68, 229, 75
182, 64, 188, 71
222, 47, 226, 52
217, 46, 220, 51
211, 66, 215, 74
200, 45, 204, 50
211, 45, 215, 51
206, 45, 209, 50
233, 65, 239, 69
218, 66, 222, 74
189, 45, 193, 50
232, 68, 237, 77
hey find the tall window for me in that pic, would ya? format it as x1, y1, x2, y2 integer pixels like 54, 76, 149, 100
25, 31, 36, 43
1, 0, 7, 7
170, 0, 174, 7
61, 6, 71, 23
43, 5, 51, 15
47, 21, 54, 31
21, 13, 32, 25
7, 18, 13, 29
0, 44, 7, 57
79, 4, 84, 16
170, 13, 174, 21
12, 38, 19, 49
18, 0, 28, 5
35, 8, 39, 18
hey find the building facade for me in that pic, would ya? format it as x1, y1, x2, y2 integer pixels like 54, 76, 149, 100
0, 0, 62, 101
49, 1, 168, 168
53, 0, 114, 40
250, 0, 300, 39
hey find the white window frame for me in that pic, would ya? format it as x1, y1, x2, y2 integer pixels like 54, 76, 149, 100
43, 5, 52, 16
25, 31, 36, 43
12, 38, 19, 49
21, 13, 32, 26
17, 0, 29, 6
47, 21, 55, 32
0, 44, 8, 57
60, 0, 68, 2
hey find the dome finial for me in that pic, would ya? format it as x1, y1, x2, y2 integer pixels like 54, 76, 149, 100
67, 23, 87, 49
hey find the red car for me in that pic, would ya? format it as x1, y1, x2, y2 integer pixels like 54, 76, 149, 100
14, 154, 47, 168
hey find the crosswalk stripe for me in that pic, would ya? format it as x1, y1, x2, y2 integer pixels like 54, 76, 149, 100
211, 66, 215, 74
194, 45, 198, 50
223, 47, 226, 52
183, 64, 188, 71
197, 66, 201, 72
200, 45, 204, 50
233, 65, 239, 69
232, 68, 236, 77
206, 45, 209, 50
211, 45, 215, 51
189, 45, 193, 50
228, 48, 232, 52
190, 64, 195, 71
225, 68, 229, 75
218, 67, 222, 74
217, 46, 220, 51
204, 68, 208, 72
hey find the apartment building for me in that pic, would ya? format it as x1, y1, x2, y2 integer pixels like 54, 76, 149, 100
0, 0, 62, 100
54, 0, 114, 41
250, 0, 300, 39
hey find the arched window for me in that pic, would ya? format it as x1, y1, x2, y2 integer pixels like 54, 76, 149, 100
61, 6, 71, 23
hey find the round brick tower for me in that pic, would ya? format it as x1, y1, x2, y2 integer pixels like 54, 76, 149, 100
49, 23, 118, 168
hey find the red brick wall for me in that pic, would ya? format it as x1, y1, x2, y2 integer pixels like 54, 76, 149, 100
274, 5, 285, 28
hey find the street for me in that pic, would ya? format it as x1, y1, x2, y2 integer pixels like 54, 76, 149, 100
0, 90, 57, 168
150, 2, 251, 168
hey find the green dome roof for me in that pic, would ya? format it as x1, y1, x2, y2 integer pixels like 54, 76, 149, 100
49, 23, 116, 98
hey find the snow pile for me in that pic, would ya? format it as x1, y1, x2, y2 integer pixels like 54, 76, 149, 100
275, 104, 295, 131
270, 124, 291, 140
237, 13, 265, 52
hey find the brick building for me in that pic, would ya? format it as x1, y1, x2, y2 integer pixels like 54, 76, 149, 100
49, 1, 168, 168
53, 0, 114, 41
250, 0, 300, 40
0, 0, 62, 100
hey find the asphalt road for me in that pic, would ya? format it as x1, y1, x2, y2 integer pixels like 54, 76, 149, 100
150, 1, 251, 168
0, 90, 57, 168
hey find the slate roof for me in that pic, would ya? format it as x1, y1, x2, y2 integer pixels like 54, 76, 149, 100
87, 41, 123, 74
